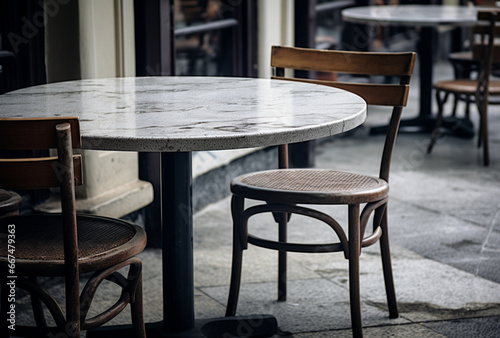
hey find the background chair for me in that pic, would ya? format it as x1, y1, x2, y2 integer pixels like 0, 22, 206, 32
428, 10, 500, 166
0, 117, 147, 337
225, 46, 416, 337
446, 1, 500, 117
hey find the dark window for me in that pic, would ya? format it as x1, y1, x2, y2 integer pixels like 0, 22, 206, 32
175, 0, 257, 77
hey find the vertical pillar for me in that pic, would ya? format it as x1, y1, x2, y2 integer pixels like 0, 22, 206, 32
40, 0, 153, 219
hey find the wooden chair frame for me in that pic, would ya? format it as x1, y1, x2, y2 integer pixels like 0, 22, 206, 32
446, 1, 500, 117
0, 117, 146, 337
225, 46, 416, 337
428, 10, 500, 166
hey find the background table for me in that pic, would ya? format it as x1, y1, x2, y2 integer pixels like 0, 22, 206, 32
342, 5, 478, 133
0, 76, 366, 336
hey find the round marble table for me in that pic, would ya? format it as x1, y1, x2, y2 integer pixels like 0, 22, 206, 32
0, 76, 366, 336
343, 5, 478, 133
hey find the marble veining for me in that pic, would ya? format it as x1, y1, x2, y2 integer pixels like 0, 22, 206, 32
0, 77, 366, 152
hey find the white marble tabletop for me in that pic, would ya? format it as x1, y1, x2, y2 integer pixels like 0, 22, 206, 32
342, 5, 478, 27
0, 77, 366, 152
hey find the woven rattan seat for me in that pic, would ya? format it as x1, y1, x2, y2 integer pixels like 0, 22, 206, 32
0, 214, 145, 275
225, 46, 416, 338
0, 117, 146, 337
233, 169, 388, 204
434, 79, 500, 95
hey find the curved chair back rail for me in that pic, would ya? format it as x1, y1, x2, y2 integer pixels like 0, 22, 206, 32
271, 46, 415, 181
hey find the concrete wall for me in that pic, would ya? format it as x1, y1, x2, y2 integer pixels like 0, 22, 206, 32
257, 0, 294, 78
78, 0, 135, 78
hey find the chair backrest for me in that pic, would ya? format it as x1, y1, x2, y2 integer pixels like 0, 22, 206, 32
0, 117, 82, 189
270, 46, 416, 181
0, 117, 83, 327
477, 0, 499, 7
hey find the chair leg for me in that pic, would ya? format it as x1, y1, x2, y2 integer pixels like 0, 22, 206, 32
377, 208, 398, 318
476, 94, 490, 165
481, 107, 490, 166
29, 277, 48, 328
226, 195, 245, 317
428, 90, 447, 154
452, 94, 459, 117
477, 102, 483, 149
348, 204, 363, 338
131, 275, 146, 338
478, 120, 483, 148
278, 214, 287, 302
465, 95, 471, 120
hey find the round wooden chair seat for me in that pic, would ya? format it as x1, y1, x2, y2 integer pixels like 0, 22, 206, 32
0, 214, 146, 275
449, 51, 500, 72
449, 51, 475, 64
434, 79, 500, 95
231, 169, 388, 205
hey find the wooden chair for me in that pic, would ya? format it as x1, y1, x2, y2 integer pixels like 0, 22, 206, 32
446, 2, 500, 118
0, 117, 147, 337
225, 46, 416, 337
428, 10, 500, 166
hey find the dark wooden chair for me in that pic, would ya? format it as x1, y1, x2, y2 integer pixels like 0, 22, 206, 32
0, 117, 147, 337
445, 2, 500, 118
428, 10, 500, 166
225, 46, 416, 337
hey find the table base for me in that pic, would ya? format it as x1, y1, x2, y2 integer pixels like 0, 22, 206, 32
370, 116, 435, 135
370, 116, 474, 139
86, 315, 279, 337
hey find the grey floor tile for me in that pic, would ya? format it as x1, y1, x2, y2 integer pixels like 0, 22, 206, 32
294, 323, 448, 337
202, 279, 408, 334
423, 316, 500, 338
